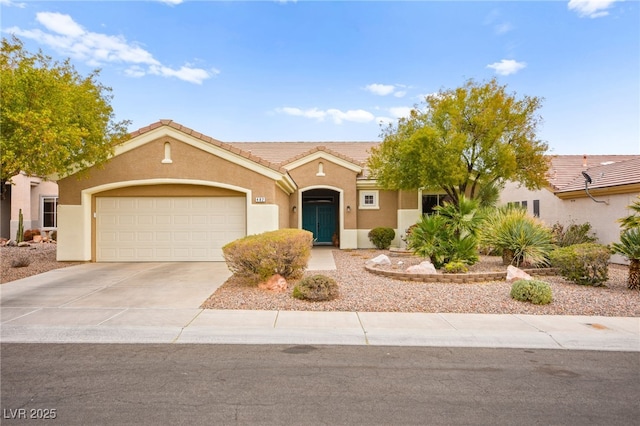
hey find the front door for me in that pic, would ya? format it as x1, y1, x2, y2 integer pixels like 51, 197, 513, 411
302, 204, 336, 244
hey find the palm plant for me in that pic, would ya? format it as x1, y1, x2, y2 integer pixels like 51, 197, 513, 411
612, 197, 640, 290
611, 229, 640, 290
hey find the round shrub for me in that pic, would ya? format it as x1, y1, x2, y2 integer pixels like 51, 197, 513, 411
443, 261, 469, 274
368, 227, 396, 250
292, 275, 339, 302
510, 279, 553, 305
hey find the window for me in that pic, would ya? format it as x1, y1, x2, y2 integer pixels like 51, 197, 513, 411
359, 190, 379, 209
533, 200, 540, 217
521, 201, 528, 209
422, 194, 445, 215
41, 196, 58, 228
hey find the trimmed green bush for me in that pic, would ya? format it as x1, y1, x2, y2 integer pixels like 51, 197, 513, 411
549, 243, 610, 286
368, 227, 395, 250
292, 274, 339, 301
443, 261, 469, 273
510, 279, 553, 305
222, 229, 313, 285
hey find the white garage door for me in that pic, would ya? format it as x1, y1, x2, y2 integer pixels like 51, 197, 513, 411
96, 197, 246, 262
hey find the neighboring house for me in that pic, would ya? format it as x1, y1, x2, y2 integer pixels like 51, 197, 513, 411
0, 172, 59, 241
500, 155, 640, 264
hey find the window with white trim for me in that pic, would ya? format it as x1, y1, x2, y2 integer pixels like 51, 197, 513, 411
41, 196, 58, 229
359, 190, 379, 209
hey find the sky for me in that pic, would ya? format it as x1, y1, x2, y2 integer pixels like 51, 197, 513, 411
1, 0, 639, 155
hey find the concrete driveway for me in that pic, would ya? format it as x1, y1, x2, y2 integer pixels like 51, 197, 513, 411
1, 262, 230, 311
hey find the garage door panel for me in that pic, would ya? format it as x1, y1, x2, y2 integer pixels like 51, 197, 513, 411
97, 196, 246, 261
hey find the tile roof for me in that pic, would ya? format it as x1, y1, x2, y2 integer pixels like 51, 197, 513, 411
555, 156, 640, 193
130, 121, 639, 190
226, 141, 380, 167
546, 155, 640, 192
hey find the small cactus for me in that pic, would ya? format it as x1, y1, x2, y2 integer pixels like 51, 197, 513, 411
16, 209, 24, 243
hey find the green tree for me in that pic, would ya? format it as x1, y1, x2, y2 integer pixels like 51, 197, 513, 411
368, 78, 549, 207
0, 36, 130, 187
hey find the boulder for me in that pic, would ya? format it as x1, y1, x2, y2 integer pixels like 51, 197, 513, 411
258, 274, 288, 292
33, 235, 43, 243
365, 254, 391, 267
407, 261, 437, 274
506, 265, 532, 282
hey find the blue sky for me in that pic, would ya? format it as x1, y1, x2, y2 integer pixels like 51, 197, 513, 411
2, 0, 638, 155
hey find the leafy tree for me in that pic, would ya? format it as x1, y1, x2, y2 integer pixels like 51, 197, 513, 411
368, 78, 549, 207
0, 36, 130, 188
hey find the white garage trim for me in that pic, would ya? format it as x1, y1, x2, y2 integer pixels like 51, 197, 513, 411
96, 196, 245, 261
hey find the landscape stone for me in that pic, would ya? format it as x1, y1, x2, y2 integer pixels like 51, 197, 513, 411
506, 265, 532, 282
258, 274, 288, 292
407, 261, 437, 274
366, 254, 391, 266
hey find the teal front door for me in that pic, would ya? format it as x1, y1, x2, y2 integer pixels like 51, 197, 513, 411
302, 204, 336, 244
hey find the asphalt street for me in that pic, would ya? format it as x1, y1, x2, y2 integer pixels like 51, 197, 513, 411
2, 344, 638, 425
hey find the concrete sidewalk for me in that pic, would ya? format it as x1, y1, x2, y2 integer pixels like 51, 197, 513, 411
1, 253, 638, 351
2, 307, 638, 351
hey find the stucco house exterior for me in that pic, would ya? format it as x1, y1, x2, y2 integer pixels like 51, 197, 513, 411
27, 119, 638, 264
0, 172, 59, 241
54, 120, 423, 262
499, 154, 640, 264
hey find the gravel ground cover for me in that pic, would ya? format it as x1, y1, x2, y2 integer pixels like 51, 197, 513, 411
1, 244, 82, 284
2, 245, 637, 316
202, 249, 639, 317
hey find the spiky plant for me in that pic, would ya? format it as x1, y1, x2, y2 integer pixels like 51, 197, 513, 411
480, 205, 553, 267
611, 228, 640, 290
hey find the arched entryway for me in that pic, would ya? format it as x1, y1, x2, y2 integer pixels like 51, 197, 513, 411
301, 188, 340, 245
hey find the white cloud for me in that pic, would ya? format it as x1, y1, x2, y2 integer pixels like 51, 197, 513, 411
0, 0, 26, 8
495, 22, 514, 35
393, 91, 407, 98
277, 107, 375, 124
486, 59, 527, 76
365, 83, 396, 96
158, 0, 184, 5
4, 12, 215, 84
568, 0, 620, 18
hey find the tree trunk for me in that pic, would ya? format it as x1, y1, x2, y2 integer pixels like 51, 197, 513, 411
628, 259, 640, 291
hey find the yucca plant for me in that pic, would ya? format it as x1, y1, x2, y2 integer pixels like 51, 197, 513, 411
481, 205, 553, 267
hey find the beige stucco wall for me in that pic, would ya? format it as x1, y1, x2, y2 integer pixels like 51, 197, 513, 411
8, 173, 59, 239
56, 134, 291, 261
500, 181, 639, 264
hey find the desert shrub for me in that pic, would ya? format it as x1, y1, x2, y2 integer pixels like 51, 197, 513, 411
368, 227, 395, 250
292, 274, 339, 301
549, 243, 610, 286
11, 255, 31, 268
443, 261, 468, 274
222, 229, 313, 285
510, 279, 553, 305
23, 229, 41, 241
551, 222, 597, 247
50, 230, 57, 241
480, 206, 553, 267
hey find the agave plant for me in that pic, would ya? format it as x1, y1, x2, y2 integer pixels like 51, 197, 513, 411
611, 229, 640, 290
480, 205, 553, 267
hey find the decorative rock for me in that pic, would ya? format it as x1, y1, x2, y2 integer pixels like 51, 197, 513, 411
366, 254, 391, 266
506, 265, 532, 282
6, 240, 17, 247
407, 261, 438, 274
33, 235, 43, 243
17, 242, 30, 248
258, 274, 288, 292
